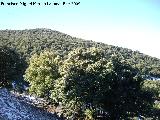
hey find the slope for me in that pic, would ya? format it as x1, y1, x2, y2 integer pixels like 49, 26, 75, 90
0, 88, 60, 120
0, 28, 159, 78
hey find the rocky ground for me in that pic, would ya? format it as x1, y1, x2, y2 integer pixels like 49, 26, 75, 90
0, 88, 62, 120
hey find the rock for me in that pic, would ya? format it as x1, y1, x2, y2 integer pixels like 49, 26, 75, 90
0, 88, 60, 120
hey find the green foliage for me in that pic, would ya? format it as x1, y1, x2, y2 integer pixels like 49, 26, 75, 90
1, 28, 159, 119
0, 46, 25, 88
84, 108, 95, 120
142, 80, 160, 111
142, 80, 160, 98
24, 51, 60, 97
0, 29, 160, 78
50, 47, 154, 119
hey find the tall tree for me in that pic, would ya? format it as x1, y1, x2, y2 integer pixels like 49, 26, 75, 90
51, 47, 154, 119
0, 47, 25, 88
24, 51, 61, 97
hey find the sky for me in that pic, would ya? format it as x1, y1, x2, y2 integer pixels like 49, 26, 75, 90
0, 0, 160, 58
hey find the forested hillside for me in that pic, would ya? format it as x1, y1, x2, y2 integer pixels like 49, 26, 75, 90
0, 28, 159, 78
1, 28, 160, 119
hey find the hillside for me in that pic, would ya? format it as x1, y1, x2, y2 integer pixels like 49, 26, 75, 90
0, 28, 160, 78
0, 28, 160, 119
0, 88, 59, 120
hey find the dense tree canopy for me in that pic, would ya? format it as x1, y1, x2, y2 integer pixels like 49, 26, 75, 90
24, 51, 61, 97
0, 29, 160, 119
0, 29, 160, 78
0, 47, 25, 88
50, 47, 155, 119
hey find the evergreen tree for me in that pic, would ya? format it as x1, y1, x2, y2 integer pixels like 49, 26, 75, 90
24, 51, 61, 97
51, 47, 154, 119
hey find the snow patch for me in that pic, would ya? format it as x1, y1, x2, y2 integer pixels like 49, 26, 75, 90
0, 88, 59, 120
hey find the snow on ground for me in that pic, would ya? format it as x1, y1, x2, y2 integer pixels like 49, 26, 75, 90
0, 88, 60, 120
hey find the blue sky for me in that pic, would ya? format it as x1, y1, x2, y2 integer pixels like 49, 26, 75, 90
0, 0, 160, 58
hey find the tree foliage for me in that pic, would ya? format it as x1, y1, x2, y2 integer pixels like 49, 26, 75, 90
0, 47, 25, 88
142, 80, 160, 113
50, 47, 155, 119
0, 29, 160, 78
1, 28, 159, 119
24, 51, 60, 97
